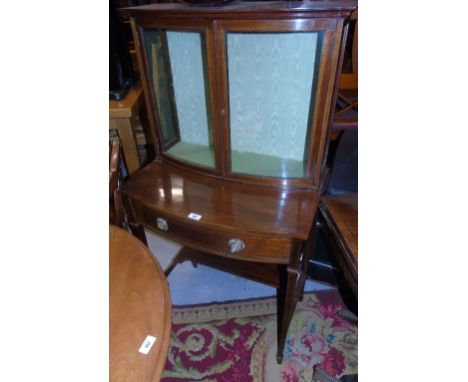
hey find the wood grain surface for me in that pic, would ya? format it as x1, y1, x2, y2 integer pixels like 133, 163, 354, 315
320, 194, 357, 264
120, 160, 320, 241
110, 225, 171, 382
319, 193, 357, 296
109, 83, 144, 119
109, 83, 145, 174
125, 1, 358, 16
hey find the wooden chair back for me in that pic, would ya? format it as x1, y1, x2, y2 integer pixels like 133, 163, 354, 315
332, 10, 358, 139
109, 139, 124, 227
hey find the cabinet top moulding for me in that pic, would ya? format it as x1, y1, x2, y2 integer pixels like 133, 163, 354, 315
123, 1, 358, 19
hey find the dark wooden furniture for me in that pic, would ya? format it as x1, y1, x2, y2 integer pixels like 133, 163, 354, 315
120, 0, 357, 363
318, 193, 358, 297
331, 10, 357, 141
110, 225, 172, 381
109, 139, 124, 227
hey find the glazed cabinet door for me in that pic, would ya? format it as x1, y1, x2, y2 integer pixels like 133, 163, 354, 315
137, 22, 220, 172
216, 19, 344, 187
133, 15, 345, 187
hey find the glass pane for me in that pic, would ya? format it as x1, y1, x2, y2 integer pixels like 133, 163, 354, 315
227, 32, 321, 178
142, 29, 178, 145
142, 29, 215, 168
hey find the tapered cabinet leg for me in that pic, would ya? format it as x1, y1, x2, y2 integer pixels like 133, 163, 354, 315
298, 212, 319, 302
276, 241, 303, 363
276, 265, 300, 363
277, 215, 319, 362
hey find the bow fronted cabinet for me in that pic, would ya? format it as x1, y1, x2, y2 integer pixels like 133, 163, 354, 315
119, 0, 357, 363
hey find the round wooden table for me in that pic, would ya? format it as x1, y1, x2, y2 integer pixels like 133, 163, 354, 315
110, 225, 172, 381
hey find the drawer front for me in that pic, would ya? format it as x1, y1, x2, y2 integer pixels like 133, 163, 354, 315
132, 201, 291, 264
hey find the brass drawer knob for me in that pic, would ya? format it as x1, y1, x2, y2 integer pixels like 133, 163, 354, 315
156, 217, 169, 231
228, 238, 245, 253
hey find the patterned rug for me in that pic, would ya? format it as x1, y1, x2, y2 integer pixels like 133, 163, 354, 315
162, 289, 357, 382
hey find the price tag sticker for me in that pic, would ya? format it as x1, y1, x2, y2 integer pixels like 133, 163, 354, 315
138, 335, 157, 355
188, 212, 202, 221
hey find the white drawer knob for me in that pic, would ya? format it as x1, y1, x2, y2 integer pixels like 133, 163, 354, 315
156, 217, 169, 231
228, 238, 245, 253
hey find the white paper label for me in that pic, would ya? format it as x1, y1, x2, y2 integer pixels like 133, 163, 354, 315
138, 335, 157, 355
188, 212, 202, 221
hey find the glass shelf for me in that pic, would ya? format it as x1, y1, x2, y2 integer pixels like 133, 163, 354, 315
231, 149, 306, 178
166, 142, 215, 168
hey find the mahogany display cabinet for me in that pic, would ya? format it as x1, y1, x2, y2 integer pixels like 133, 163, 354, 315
119, 0, 357, 363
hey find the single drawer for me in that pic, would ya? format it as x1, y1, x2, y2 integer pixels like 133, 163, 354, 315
132, 201, 292, 264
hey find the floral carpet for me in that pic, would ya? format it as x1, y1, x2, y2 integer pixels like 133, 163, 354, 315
162, 289, 357, 382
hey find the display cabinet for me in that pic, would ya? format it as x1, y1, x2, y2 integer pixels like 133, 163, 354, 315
119, 0, 357, 363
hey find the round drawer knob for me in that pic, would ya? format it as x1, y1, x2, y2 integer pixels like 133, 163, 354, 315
156, 217, 169, 231
228, 238, 245, 253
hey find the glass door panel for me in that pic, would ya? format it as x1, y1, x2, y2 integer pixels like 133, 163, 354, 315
227, 31, 322, 178
142, 29, 215, 169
